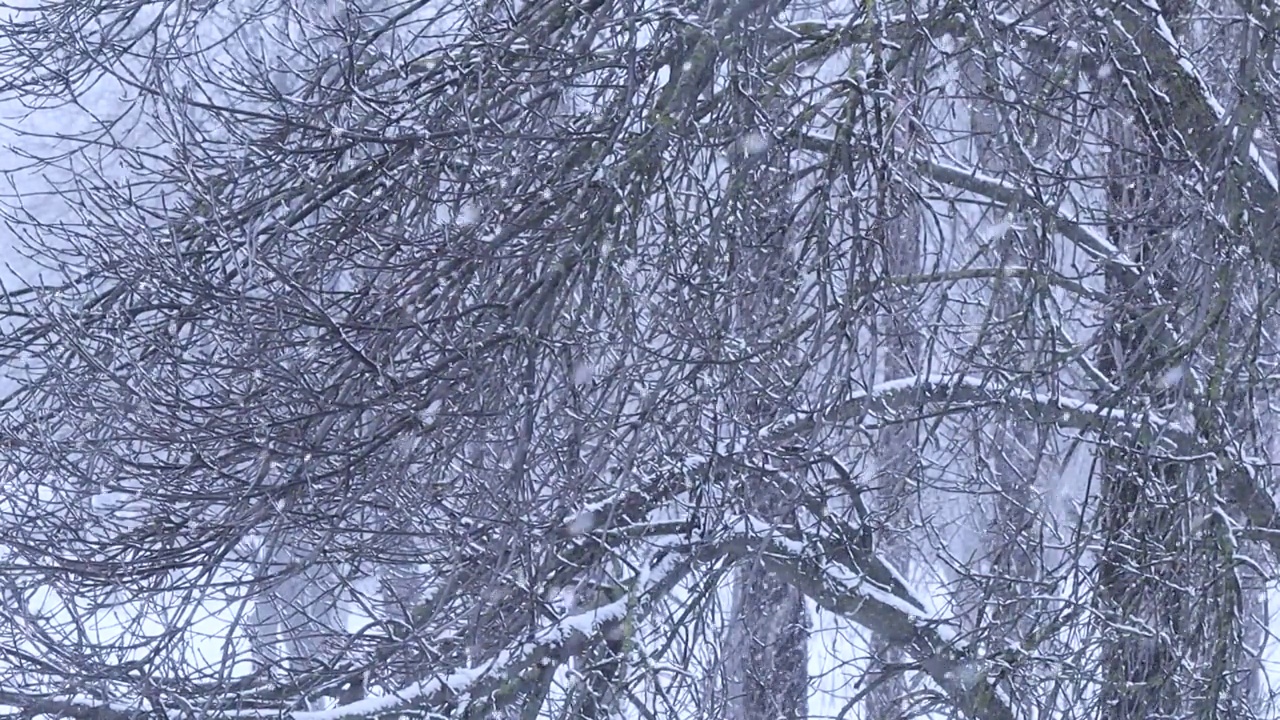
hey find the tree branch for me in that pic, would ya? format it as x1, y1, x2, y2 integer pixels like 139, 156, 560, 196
764, 373, 1280, 557
720, 514, 1016, 720
1107, 0, 1280, 246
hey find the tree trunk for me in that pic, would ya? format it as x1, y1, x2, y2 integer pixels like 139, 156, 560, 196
726, 543, 811, 720
952, 12, 1059, 708
862, 91, 921, 720
1093, 112, 1192, 720
718, 1, 810, 718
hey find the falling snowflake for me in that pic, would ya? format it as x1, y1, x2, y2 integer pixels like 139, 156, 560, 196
455, 204, 480, 226
946, 660, 987, 691
566, 511, 596, 537
572, 359, 595, 386
741, 131, 770, 157
1159, 364, 1186, 389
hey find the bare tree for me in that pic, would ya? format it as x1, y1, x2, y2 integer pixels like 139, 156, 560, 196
0, 2, 1279, 720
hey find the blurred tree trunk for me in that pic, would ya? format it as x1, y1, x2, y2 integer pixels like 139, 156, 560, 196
1090, 3, 1263, 717
861, 46, 923, 720
250, 536, 350, 709
725, 511, 811, 720
720, 3, 810, 717
952, 8, 1059, 704
1093, 81, 1206, 717
1089, 2, 1276, 716
1094, 125, 1185, 718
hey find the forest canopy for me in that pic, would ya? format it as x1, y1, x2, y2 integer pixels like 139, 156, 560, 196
0, 1, 1277, 720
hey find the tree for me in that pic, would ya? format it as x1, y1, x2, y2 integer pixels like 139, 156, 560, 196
0, 1, 1277, 720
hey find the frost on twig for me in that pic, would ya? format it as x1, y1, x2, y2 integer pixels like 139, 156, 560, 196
6, 549, 692, 720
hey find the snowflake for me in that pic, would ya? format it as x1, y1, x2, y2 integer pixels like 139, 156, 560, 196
455, 205, 480, 226
741, 131, 770, 157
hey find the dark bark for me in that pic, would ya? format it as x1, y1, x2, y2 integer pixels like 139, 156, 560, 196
726, 558, 811, 720
1093, 119, 1196, 720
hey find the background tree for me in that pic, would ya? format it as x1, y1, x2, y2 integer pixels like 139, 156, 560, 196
0, 2, 1278, 720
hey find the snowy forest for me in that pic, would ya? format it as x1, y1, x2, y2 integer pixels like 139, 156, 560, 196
0, 0, 1277, 719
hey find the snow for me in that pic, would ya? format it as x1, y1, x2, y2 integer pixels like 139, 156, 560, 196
682, 453, 708, 469
550, 585, 577, 613
828, 561, 930, 619
774, 15, 857, 37
557, 596, 629, 637
1145, 10, 1278, 195
982, 218, 1021, 243
565, 511, 597, 537
563, 492, 625, 532
1159, 364, 1185, 389
724, 514, 804, 556
6, 5, 1276, 720
417, 399, 443, 426
725, 513, 931, 619
919, 160, 1137, 271
272, 565, 651, 720
740, 131, 770, 157
944, 660, 987, 691
1234, 553, 1266, 576
89, 490, 151, 521
89, 490, 138, 514
762, 374, 980, 438
571, 359, 594, 386
453, 204, 479, 226
875, 558, 931, 612
763, 374, 1192, 456
1105, 622, 1155, 638
1248, 144, 1279, 194
61, 695, 156, 717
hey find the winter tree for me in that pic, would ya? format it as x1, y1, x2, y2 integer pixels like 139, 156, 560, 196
0, 1, 1276, 720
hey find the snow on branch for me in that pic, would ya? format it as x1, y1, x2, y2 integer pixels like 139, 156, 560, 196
917, 9, 1280, 269
790, 128, 1135, 282
283, 549, 688, 720
0, 692, 147, 720
717, 514, 1016, 720
6, 551, 693, 720
555, 455, 709, 539
761, 373, 1182, 448
1110, 1, 1279, 203
721, 513, 930, 617
916, 160, 1139, 279
763, 373, 1280, 558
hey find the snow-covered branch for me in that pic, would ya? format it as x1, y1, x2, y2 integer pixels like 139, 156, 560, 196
791, 128, 1138, 283
1108, 1, 1280, 243
5, 550, 695, 720
718, 514, 1016, 720
0, 692, 144, 720
764, 374, 1280, 559
762, 374, 1179, 448
915, 160, 1139, 279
